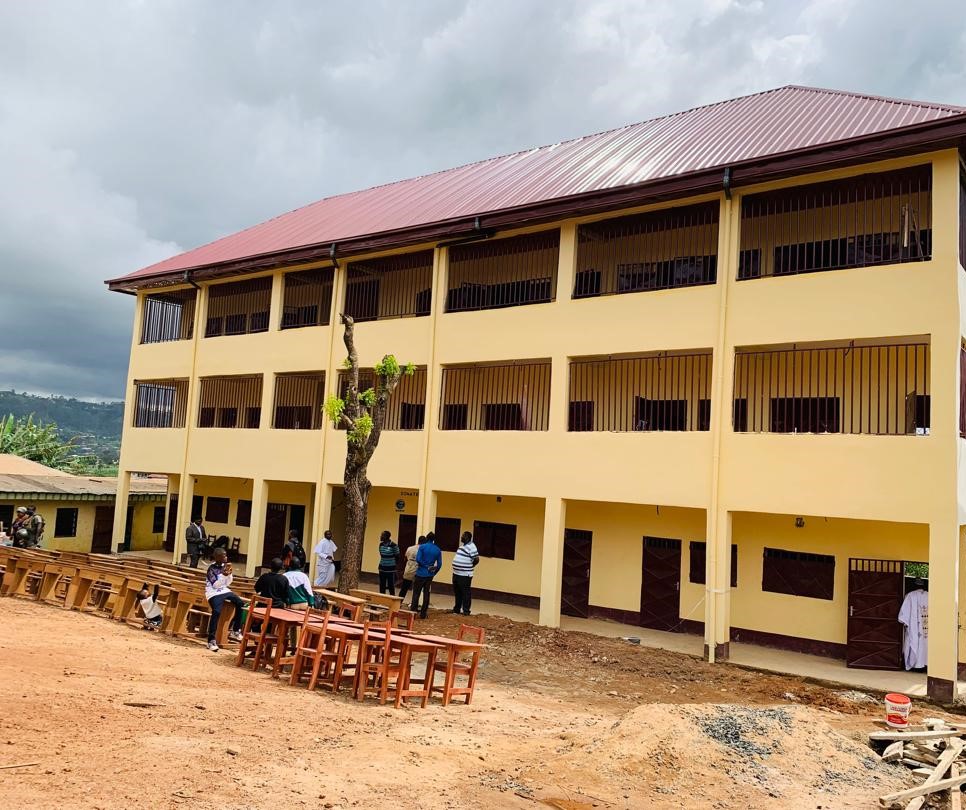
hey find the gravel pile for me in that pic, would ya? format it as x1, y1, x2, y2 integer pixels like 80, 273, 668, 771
697, 706, 792, 759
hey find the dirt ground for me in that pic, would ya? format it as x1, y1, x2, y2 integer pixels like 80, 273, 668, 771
0, 598, 955, 809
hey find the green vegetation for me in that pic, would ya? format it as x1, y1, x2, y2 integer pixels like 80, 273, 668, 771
0, 390, 122, 467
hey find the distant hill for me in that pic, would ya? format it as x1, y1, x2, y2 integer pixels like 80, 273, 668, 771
0, 390, 123, 462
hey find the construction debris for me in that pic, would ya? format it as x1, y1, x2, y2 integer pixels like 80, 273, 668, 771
871, 719, 966, 808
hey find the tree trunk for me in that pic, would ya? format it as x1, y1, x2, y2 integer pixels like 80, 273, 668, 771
339, 464, 370, 593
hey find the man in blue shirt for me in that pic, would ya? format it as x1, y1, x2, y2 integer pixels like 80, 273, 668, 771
409, 531, 443, 619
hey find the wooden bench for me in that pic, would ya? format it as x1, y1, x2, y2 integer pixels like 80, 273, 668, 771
350, 588, 403, 615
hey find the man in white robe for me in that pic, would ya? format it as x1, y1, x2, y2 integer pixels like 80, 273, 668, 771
898, 580, 928, 671
313, 530, 338, 588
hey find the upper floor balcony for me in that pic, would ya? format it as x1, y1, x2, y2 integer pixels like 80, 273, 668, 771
205, 277, 272, 338
573, 202, 719, 298
345, 250, 434, 322
738, 164, 932, 281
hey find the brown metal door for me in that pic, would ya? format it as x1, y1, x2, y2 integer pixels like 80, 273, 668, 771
91, 505, 115, 553
847, 558, 904, 670
397, 514, 417, 579
561, 529, 592, 618
641, 537, 682, 631
164, 495, 178, 552
261, 503, 288, 568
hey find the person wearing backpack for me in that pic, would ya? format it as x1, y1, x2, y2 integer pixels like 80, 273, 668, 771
451, 531, 480, 616
25, 506, 45, 548
282, 530, 307, 572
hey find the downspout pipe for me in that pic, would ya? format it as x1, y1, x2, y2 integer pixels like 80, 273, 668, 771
722, 167, 733, 201
183, 269, 201, 290
437, 216, 495, 248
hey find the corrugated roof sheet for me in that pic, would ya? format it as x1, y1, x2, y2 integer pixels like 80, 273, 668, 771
0, 454, 77, 477
0, 474, 167, 498
111, 85, 966, 285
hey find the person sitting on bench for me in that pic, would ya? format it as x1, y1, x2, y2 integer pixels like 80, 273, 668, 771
283, 559, 315, 607
254, 558, 290, 608
205, 548, 245, 652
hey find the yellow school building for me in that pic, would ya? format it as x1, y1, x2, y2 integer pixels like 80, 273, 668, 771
105, 86, 966, 700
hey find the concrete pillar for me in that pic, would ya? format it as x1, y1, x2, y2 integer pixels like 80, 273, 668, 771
927, 517, 960, 702
417, 489, 438, 537
268, 270, 284, 332
174, 474, 196, 565
704, 509, 732, 662
111, 470, 132, 553
244, 478, 269, 577
556, 222, 577, 303
538, 496, 566, 627
547, 354, 570, 434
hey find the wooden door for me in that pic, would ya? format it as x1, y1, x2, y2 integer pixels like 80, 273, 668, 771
164, 495, 178, 552
561, 529, 592, 618
640, 537, 682, 631
289, 504, 306, 540
846, 558, 904, 670
91, 505, 115, 554
397, 514, 417, 579
261, 503, 288, 568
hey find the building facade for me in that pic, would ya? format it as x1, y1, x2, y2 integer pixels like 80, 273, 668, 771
106, 87, 966, 700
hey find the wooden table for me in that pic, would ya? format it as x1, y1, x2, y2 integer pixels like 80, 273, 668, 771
349, 588, 403, 613
406, 632, 485, 706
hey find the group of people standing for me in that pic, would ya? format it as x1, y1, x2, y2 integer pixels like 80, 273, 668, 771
9, 505, 44, 548
379, 530, 480, 618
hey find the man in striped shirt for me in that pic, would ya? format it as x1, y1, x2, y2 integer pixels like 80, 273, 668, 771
378, 530, 399, 595
452, 531, 480, 616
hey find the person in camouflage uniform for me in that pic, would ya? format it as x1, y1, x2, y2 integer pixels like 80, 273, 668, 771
24, 506, 44, 547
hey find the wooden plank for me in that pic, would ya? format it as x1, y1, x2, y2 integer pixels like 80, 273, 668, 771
951, 764, 963, 810
892, 740, 963, 809
881, 741, 904, 763
870, 729, 962, 742
879, 774, 966, 807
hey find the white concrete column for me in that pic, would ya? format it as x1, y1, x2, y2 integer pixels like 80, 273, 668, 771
538, 496, 566, 627
111, 470, 132, 553
928, 517, 960, 702
244, 478, 269, 577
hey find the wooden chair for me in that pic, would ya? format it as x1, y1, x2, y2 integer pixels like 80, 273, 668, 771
389, 609, 416, 631
288, 608, 343, 690
354, 620, 400, 704
235, 596, 280, 671
228, 537, 242, 562
432, 624, 486, 707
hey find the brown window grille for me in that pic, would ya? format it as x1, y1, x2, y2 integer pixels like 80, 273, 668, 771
281, 268, 333, 329
133, 379, 189, 428
439, 361, 551, 431
733, 341, 930, 435
447, 230, 559, 312
141, 289, 196, 343
762, 547, 835, 600
205, 277, 272, 337
688, 541, 738, 587
273, 372, 325, 430
473, 520, 517, 559
960, 343, 966, 438
345, 251, 434, 321
739, 165, 932, 280
568, 352, 712, 432
336, 367, 428, 430
197, 375, 263, 429
574, 202, 718, 298
205, 497, 230, 523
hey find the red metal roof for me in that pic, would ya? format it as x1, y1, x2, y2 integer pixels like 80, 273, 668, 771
110, 86, 966, 288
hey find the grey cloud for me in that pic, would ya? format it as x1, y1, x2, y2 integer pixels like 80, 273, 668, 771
0, 0, 964, 399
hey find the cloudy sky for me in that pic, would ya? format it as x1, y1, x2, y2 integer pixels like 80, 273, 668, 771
1, 0, 965, 400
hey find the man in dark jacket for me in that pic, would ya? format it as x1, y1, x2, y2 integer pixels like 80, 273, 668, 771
282, 530, 307, 571
185, 517, 207, 568
254, 558, 290, 608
